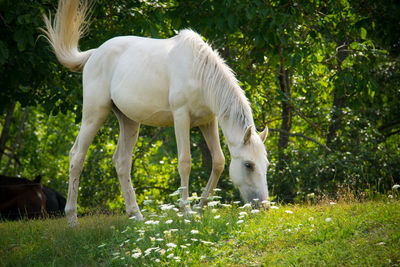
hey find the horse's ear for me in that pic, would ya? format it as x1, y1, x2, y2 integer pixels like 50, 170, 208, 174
243, 125, 253, 145
259, 125, 268, 143
34, 175, 42, 183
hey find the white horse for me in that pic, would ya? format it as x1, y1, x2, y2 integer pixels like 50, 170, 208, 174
42, 0, 270, 226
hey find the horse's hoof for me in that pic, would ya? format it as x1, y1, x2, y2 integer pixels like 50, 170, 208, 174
129, 212, 144, 221
67, 216, 79, 227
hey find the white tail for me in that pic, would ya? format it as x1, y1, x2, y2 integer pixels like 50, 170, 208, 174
41, 0, 94, 71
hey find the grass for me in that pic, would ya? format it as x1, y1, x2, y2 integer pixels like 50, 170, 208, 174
1, 198, 399, 266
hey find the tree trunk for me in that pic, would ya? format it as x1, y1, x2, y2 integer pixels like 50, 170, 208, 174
276, 51, 294, 202
326, 44, 349, 149
0, 101, 16, 165
277, 66, 292, 171
326, 91, 346, 148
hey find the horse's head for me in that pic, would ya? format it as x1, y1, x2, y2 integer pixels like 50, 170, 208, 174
229, 125, 269, 204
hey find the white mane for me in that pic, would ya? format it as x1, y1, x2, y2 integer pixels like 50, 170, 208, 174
177, 29, 254, 131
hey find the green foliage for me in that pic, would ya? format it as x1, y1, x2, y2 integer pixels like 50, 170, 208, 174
0, 0, 399, 209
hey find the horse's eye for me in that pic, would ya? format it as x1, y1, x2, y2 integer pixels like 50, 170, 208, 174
244, 162, 254, 171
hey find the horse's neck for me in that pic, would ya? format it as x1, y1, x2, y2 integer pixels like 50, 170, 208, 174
218, 116, 248, 148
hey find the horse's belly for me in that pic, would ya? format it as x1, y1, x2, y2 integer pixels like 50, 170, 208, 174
140, 110, 174, 127
112, 88, 174, 127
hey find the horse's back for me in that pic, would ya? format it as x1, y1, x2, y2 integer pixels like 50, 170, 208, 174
83, 32, 214, 127
0, 180, 46, 220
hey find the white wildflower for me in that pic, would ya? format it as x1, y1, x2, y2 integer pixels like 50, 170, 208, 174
237, 220, 244, 224
239, 211, 248, 216
120, 239, 130, 247
159, 204, 175, 210
208, 201, 220, 207
329, 202, 336, 205
166, 243, 177, 248
167, 253, 174, 259
165, 219, 173, 224
143, 199, 153, 206
214, 215, 221, 219
190, 229, 199, 234
240, 203, 252, 209
270, 206, 279, 210
184, 219, 191, 223
251, 209, 260, 214
285, 210, 293, 214
392, 184, 400, 190
169, 190, 180, 197
325, 217, 332, 222
97, 243, 106, 248
222, 204, 232, 208
307, 193, 315, 198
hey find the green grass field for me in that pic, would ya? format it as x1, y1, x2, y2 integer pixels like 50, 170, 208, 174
1, 199, 399, 266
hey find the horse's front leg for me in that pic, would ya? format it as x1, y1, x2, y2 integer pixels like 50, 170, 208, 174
173, 109, 192, 214
197, 119, 225, 208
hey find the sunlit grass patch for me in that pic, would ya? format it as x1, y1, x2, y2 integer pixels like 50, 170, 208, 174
103, 199, 257, 266
0, 199, 399, 266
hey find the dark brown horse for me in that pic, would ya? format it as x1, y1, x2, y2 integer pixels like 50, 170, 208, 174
0, 175, 47, 220
0, 175, 66, 219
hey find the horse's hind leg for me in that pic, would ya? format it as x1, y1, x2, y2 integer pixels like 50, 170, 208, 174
66, 99, 111, 226
112, 106, 143, 220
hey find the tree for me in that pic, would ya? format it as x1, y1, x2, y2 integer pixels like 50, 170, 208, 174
1, 0, 398, 209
